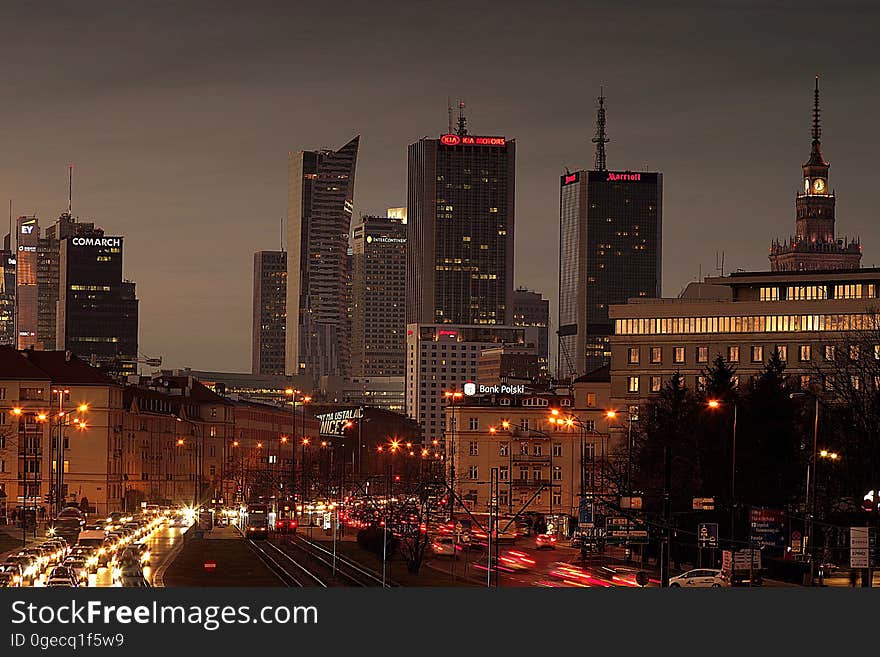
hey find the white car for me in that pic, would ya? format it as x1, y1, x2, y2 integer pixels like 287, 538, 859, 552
669, 568, 728, 588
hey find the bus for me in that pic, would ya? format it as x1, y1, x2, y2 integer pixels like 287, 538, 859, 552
244, 503, 269, 540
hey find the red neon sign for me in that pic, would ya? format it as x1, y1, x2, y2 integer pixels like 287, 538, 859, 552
440, 134, 505, 146
563, 173, 578, 185
606, 172, 641, 182
438, 329, 458, 337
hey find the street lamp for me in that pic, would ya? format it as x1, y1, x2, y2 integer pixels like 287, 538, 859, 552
790, 390, 820, 583
285, 389, 311, 516
707, 399, 737, 541
444, 391, 464, 520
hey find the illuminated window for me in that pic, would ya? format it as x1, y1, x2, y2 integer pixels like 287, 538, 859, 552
650, 376, 661, 393
728, 346, 740, 362
776, 345, 788, 361
696, 376, 707, 392
800, 375, 811, 389
850, 345, 860, 360
673, 347, 685, 363
824, 345, 835, 361
760, 287, 780, 301
499, 442, 509, 456
697, 346, 708, 363
628, 347, 639, 364
751, 346, 763, 363
499, 466, 508, 481
799, 345, 811, 361
627, 377, 639, 394
650, 347, 661, 363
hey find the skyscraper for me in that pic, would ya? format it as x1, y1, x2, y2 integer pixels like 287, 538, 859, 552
0, 235, 15, 346
15, 215, 40, 349
57, 231, 138, 371
512, 287, 550, 372
39, 212, 97, 350
769, 77, 861, 272
558, 93, 662, 377
286, 136, 359, 383
406, 118, 515, 327
252, 250, 287, 376
350, 214, 407, 377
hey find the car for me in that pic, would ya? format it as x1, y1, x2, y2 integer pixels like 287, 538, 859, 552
22, 547, 51, 570
0, 572, 19, 587
63, 558, 89, 583
47, 566, 79, 587
120, 543, 150, 566
68, 547, 100, 573
535, 533, 558, 550
0, 562, 24, 586
430, 536, 461, 558
5, 556, 39, 585
115, 562, 148, 587
669, 569, 729, 588
46, 577, 76, 587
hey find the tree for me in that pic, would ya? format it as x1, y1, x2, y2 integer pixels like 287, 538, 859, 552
631, 372, 703, 512
704, 354, 738, 402
737, 349, 803, 507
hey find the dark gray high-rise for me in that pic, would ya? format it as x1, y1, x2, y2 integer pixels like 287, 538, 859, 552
406, 129, 515, 327
512, 287, 549, 372
252, 250, 287, 376
286, 137, 359, 382
557, 94, 662, 377
351, 215, 407, 377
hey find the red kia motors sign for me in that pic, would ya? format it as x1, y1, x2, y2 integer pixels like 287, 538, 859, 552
440, 134, 505, 146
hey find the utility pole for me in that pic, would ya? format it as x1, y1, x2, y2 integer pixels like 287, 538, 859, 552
660, 445, 672, 587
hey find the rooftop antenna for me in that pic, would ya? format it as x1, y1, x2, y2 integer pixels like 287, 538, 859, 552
592, 88, 609, 171
447, 97, 454, 134
280, 216, 284, 252
457, 100, 468, 136
8, 200, 11, 244
812, 74, 821, 145
67, 164, 74, 217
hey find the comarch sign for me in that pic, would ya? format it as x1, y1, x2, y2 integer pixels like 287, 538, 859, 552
71, 236, 122, 248
316, 407, 364, 437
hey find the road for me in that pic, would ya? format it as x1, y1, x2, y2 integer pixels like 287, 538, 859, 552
425, 540, 652, 587
26, 519, 187, 588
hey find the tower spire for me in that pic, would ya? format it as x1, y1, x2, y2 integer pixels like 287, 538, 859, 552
67, 164, 74, 217
592, 88, 609, 171
812, 75, 821, 145
456, 100, 468, 136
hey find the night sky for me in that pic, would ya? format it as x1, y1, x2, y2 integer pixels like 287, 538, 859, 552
0, 1, 877, 372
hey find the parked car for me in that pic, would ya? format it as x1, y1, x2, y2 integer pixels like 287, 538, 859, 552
669, 568, 729, 588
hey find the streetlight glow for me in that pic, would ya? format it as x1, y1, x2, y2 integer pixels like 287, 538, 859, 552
707, 400, 720, 409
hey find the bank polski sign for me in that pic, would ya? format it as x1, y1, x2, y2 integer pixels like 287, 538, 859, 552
463, 382, 527, 396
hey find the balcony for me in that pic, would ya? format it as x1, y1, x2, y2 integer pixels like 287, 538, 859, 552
512, 478, 552, 489
512, 454, 550, 463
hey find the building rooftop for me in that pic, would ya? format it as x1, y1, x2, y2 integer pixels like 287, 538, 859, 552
17, 348, 118, 385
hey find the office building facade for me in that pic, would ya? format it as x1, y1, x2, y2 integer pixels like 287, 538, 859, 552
286, 136, 360, 383
512, 288, 550, 371
609, 269, 880, 405
406, 323, 538, 444
406, 131, 515, 327
350, 215, 407, 377
15, 216, 40, 349
0, 240, 15, 346
558, 170, 662, 378
57, 232, 138, 371
252, 250, 287, 376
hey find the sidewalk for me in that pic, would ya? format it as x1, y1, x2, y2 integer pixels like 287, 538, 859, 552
0, 522, 46, 562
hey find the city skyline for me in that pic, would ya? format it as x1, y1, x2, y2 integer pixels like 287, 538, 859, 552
0, 3, 877, 372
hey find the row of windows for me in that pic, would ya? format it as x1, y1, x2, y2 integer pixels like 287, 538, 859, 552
628, 342, 878, 366
615, 313, 877, 336
466, 465, 563, 481
759, 284, 877, 301
630, 372, 876, 395
469, 441, 566, 457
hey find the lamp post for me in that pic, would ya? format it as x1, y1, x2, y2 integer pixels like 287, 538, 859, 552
707, 399, 737, 541
790, 391, 820, 583
284, 389, 311, 516
301, 437, 310, 523
444, 391, 463, 520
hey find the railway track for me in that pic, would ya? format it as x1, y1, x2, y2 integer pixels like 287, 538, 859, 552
239, 526, 328, 588
285, 533, 399, 587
